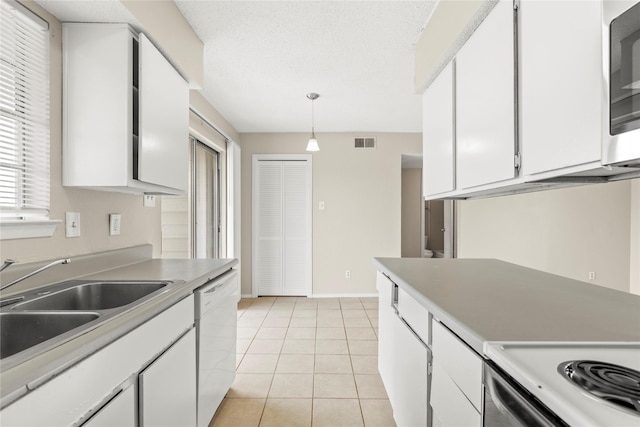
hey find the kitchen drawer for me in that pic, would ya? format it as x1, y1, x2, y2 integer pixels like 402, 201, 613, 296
431, 361, 481, 427
432, 319, 482, 411
397, 287, 429, 344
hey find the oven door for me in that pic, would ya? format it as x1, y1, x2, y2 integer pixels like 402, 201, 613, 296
483, 361, 568, 427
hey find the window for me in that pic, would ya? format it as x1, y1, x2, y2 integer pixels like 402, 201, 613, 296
0, 1, 56, 239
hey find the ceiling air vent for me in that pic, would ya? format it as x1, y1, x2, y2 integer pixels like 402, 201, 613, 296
354, 137, 376, 148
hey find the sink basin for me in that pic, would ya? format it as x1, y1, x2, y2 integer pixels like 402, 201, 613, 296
13, 282, 168, 311
0, 312, 100, 359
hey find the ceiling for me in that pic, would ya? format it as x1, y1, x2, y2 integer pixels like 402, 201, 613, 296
36, 1, 436, 134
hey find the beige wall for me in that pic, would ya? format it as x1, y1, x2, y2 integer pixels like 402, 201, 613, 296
401, 168, 422, 257
457, 179, 638, 293
240, 133, 422, 296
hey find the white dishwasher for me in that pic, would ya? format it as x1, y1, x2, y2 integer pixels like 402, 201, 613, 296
194, 269, 239, 427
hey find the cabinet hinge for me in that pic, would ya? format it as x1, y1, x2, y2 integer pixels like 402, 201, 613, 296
514, 153, 521, 170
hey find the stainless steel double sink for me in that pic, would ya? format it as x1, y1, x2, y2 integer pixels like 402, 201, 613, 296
0, 280, 174, 365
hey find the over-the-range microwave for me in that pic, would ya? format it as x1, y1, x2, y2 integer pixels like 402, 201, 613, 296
603, 0, 640, 167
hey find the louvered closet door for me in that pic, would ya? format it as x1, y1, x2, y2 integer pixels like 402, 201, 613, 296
254, 159, 311, 296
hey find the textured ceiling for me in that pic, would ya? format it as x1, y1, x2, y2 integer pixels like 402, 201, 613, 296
36, 1, 435, 134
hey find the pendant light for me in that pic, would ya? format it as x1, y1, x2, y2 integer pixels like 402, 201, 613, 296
306, 93, 320, 152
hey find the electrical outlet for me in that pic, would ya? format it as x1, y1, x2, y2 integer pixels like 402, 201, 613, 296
588, 272, 596, 280
345, 270, 351, 279
65, 212, 81, 238
109, 214, 121, 236
143, 195, 156, 207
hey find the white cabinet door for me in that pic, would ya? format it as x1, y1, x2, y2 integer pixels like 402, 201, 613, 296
431, 362, 481, 427
423, 62, 455, 197
138, 34, 189, 192
83, 385, 136, 427
377, 272, 396, 402
139, 328, 197, 427
520, 0, 601, 175
393, 316, 429, 427
456, 0, 516, 189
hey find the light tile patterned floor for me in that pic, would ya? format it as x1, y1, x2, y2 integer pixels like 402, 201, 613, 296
209, 296, 396, 427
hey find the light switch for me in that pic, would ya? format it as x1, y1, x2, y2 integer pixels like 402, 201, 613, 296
65, 212, 81, 238
109, 214, 121, 236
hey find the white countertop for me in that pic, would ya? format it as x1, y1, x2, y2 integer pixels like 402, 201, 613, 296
373, 257, 640, 354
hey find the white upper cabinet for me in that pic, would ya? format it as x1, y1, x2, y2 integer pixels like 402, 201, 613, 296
456, 0, 516, 190
63, 24, 188, 195
520, 0, 602, 176
423, 62, 455, 197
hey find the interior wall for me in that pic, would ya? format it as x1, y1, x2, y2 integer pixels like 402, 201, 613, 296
401, 168, 423, 257
0, 2, 161, 264
457, 179, 637, 293
240, 133, 422, 296
630, 179, 640, 295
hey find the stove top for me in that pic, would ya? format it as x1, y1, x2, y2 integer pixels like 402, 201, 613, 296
559, 360, 640, 415
484, 342, 640, 427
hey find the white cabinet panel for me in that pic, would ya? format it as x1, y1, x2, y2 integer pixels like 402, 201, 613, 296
83, 385, 136, 427
456, 0, 516, 189
423, 62, 455, 196
140, 328, 197, 427
138, 34, 189, 191
377, 272, 395, 402
431, 361, 481, 427
520, 0, 602, 175
432, 320, 483, 411
397, 287, 429, 344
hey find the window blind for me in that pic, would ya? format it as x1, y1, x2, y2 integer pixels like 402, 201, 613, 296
0, 0, 50, 220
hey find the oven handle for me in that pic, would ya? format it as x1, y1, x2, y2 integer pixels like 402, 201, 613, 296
484, 362, 568, 427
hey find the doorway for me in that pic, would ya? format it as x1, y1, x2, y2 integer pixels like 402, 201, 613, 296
252, 154, 312, 297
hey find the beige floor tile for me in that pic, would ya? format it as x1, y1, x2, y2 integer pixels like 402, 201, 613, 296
237, 354, 279, 374
316, 309, 342, 319
266, 309, 294, 318
315, 339, 349, 355
292, 309, 317, 318
315, 354, 353, 373
343, 317, 373, 327
316, 327, 346, 340
237, 327, 259, 339
348, 340, 378, 355
352, 355, 379, 374
236, 353, 244, 369
208, 398, 265, 427
312, 399, 363, 427
342, 309, 368, 318
340, 302, 364, 310
289, 317, 317, 328
368, 317, 379, 327
260, 399, 312, 427
316, 300, 341, 309
366, 309, 379, 318
247, 339, 284, 354
362, 302, 378, 310
281, 339, 316, 355
255, 327, 288, 340
316, 316, 344, 327
242, 310, 269, 318
237, 339, 253, 353
295, 301, 318, 310
261, 316, 291, 327
360, 399, 396, 427
226, 373, 274, 398
268, 373, 314, 398
346, 327, 377, 340
286, 327, 316, 340
313, 374, 358, 398
355, 374, 388, 399
276, 354, 315, 373
238, 316, 266, 327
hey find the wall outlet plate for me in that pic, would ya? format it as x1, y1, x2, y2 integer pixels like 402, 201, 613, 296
65, 212, 81, 238
143, 195, 156, 207
109, 214, 121, 236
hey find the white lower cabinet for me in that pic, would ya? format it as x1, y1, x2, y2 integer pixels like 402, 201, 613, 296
377, 272, 430, 427
430, 361, 482, 427
0, 296, 195, 427
140, 328, 197, 427
83, 384, 136, 427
